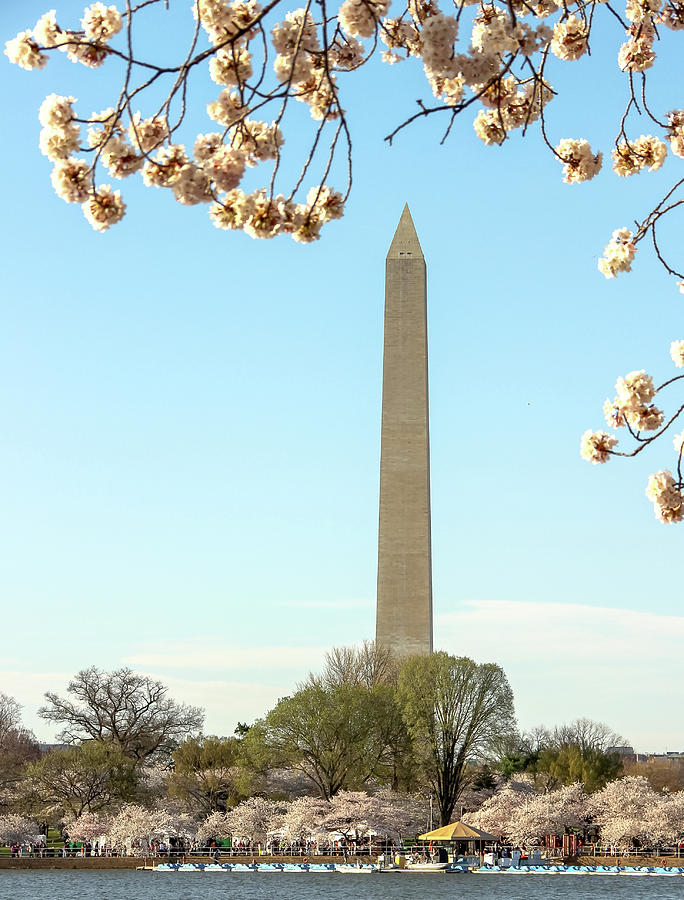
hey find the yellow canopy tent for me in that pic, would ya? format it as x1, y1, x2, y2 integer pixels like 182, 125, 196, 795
418, 822, 496, 842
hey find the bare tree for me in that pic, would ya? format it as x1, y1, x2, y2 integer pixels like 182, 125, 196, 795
0, 694, 22, 742
303, 640, 400, 690
0, 694, 41, 809
551, 718, 628, 755
39, 667, 204, 763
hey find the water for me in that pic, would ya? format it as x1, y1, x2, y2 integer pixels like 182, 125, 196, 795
1, 872, 684, 900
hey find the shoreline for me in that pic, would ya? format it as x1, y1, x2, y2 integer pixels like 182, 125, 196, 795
1, 855, 683, 871
0, 855, 373, 870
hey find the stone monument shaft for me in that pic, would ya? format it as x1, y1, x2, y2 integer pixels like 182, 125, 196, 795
376, 204, 433, 656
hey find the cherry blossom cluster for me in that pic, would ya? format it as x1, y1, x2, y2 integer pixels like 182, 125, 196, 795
645, 470, 684, 522
469, 782, 593, 846
612, 135, 667, 177
102, 803, 198, 851
582, 355, 684, 523
5, 0, 684, 275
66, 811, 113, 842
0, 815, 42, 845
605, 370, 663, 433
555, 139, 603, 185
580, 430, 618, 465
197, 790, 427, 844
5, 2, 349, 241
598, 229, 637, 279
586, 776, 684, 849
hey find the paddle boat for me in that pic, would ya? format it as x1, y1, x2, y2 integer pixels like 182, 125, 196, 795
335, 862, 378, 873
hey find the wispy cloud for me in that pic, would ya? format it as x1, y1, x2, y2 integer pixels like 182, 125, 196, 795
5, 601, 683, 752
285, 598, 371, 610
437, 599, 684, 752
123, 640, 328, 672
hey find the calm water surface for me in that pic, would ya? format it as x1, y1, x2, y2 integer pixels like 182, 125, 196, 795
1, 872, 684, 900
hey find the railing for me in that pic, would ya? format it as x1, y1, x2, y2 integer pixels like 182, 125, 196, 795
7, 843, 682, 861
580, 847, 684, 858
1, 846, 378, 859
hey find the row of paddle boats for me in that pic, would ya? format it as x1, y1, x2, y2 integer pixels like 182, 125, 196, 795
148, 861, 684, 875
475, 865, 684, 876
150, 862, 450, 873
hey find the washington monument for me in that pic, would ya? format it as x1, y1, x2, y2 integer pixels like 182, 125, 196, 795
376, 204, 433, 657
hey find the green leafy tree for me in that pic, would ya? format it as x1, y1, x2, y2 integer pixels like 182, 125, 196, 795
168, 734, 251, 813
23, 741, 138, 819
533, 744, 622, 792
398, 652, 516, 827
244, 682, 406, 799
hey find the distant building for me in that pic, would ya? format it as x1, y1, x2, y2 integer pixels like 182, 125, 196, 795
646, 751, 684, 768
606, 745, 640, 764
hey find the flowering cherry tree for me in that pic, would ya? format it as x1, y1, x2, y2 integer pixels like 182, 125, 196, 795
371, 789, 428, 841
66, 810, 112, 842
223, 795, 286, 842
468, 782, 536, 840
0, 814, 42, 845
507, 783, 590, 845
468, 781, 590, 845
5, 0, 684, 266
323, 790, 380, 841
106, 804, 159, 850
105, 802, 197, 851
653, 790, 684, 846
281, 795, 330, 841
196, 809, 231, 843
588, 776, 661, 850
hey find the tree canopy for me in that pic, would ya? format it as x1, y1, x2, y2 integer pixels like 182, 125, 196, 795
245, 681, 407, 798
39, 667, 204, 763
0, 694, 41, 810
497, 719, 626, 791
24, 741, 139, 819
169, 734, 251, 812
398, 652, 516, 826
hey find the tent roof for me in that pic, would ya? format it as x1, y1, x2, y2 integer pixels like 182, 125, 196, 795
417, 821, 496, 841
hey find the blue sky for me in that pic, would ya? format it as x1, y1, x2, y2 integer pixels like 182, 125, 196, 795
1, 0, 683, 752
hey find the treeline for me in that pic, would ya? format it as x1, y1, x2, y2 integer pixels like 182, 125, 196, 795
0, 643, 669, 841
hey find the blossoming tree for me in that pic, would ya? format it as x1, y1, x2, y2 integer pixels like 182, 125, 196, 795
6, 0, 684, 520
66, 810, 112, 842
281, 795, 330, 842
588, 775, 663, 850
105, 802, 197, 851
468, 782, 534, 839
5, 0, 684, 256
223, 795, 286, 843
469, 781, 591, 845
0, 814, 42, 846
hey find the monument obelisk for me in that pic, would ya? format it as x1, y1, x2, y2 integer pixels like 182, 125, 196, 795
376, 204, 433, 657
